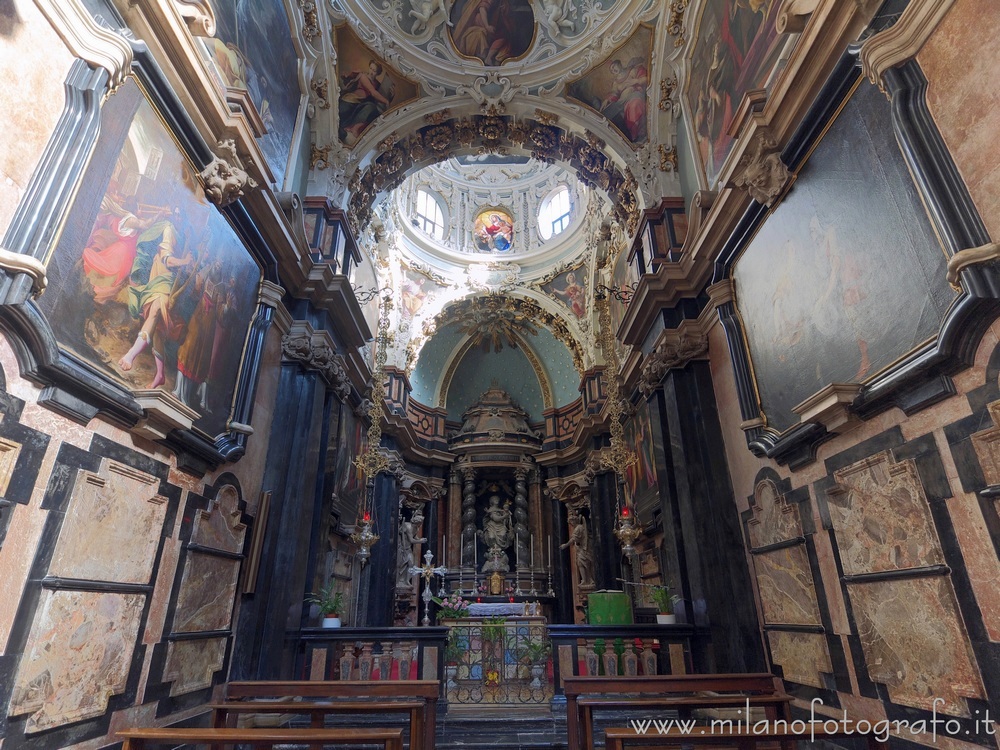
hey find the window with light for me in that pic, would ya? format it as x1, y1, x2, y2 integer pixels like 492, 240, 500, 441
415, 189, 445, 241
538, 186, 572, 241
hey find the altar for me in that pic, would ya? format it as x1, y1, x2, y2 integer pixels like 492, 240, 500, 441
441, 615, 551, 707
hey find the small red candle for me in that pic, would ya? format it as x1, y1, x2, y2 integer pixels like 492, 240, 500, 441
621, 507, 630, 518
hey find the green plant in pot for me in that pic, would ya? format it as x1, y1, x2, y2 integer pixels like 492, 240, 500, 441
650, 585, 680, 625
306, 582, 345, 627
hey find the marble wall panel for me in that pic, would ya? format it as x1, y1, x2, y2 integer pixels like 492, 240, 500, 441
766, 630, 832, 689
8, 590, 144, 732
172, 551, 240, 633
849, 576, 984, 716
161, 637, 227, 697
190, 485, 246, 554
828, 451, 945, 576
49, 460, 167, 584
752, 546, 822, 626
971, 400, 1000, 485
0, 0, 74, 232
918, 0, 1000, 241
747, 479, 803, 548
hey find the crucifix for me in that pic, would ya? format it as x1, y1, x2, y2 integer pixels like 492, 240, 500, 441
409, 550, 448, 626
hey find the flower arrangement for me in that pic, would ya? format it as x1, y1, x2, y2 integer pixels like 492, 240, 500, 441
434, 593, 471, 621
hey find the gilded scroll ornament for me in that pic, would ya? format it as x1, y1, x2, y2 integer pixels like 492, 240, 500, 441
199, 140, 258, 208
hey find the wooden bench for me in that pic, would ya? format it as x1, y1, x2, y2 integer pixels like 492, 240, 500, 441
604, 720, 889, 750
564, 674, 792, 750
224, 679, 438, 750
118, 726, 403, 749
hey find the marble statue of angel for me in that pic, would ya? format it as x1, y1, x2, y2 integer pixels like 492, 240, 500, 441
538, 0, 576, 40
409, 0, 452, 34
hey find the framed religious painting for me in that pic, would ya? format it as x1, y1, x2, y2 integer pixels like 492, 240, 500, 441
0, 46, 278, 471
716, 53, 996, 466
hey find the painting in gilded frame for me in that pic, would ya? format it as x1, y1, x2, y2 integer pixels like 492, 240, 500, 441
623, 398, 660, 519
335, 24, 419, 147
731, 81, 955, 432
473, 208, 515, 253
37, 79, 263, 438
541, 266, 587, 319
202, 0, 301, 186
686, 0, 785, 185
333, 405, 367, 519
566, 25, 652, 144
448, 0, 535, 65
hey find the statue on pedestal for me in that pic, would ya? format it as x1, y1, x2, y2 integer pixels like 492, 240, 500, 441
561, 510, 595, 588
479, 494, 513, 573
397, 505, 427, 588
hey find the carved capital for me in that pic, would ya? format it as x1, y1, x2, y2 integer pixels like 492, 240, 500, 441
860, 0, 956, 93
281, 323, 352, 401
776, 0, 820, 34
171, 0, 216, 36
733, 133, 791, 207
639, 330, 709, 396
199, 139, 257, 208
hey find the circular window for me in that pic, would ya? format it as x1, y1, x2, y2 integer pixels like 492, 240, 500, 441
538, 186, 571, 241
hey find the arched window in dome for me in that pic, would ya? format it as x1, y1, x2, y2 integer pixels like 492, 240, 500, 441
538, 185, 572, 241
414, 189, 446, 241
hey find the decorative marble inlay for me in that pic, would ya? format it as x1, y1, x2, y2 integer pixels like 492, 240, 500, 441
766, 631, 832, 689
971, 399, 1000, 485
747, 479, 803, 548
172, 552, 240, 633
828, 451, 945, 576
849, 576, 984, 716
753, 546, 822, 626
49, 460, 166, 584
191, 485, 246, 554
9, 590, 144, 732
162, 637, 227, 697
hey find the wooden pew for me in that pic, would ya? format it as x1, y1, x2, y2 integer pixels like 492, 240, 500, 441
118, 726, 403, 749
604, 720, 889, 750
564, 673, 792, 750
223, 679, 438, 750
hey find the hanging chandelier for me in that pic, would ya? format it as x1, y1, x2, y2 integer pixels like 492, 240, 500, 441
595, 292, 642, 557
350, 292, 394, 564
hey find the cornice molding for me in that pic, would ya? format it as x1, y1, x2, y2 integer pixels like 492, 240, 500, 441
34, 0, 134, 95
859, 0, 956, 93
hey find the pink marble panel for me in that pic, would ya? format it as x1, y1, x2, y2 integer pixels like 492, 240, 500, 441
172, 551, 240, 632
828, 451, 945, 576
49, 460, 167, 584
971, 400, 1000, 486
918, 0, 1000, 241
0, 1, 73, 232
752, 545, 822, 626
190, 485, 246, 553
848, 576, 984, 716
766, 631, 832, 689
8, 590, 144, 732
747, 479, 803, 548
162, 637, 227, 697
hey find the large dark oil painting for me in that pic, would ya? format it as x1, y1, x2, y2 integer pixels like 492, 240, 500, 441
623, 398, 661, 521
686, 0, 785, 185
732, 82, 956, 432
566, 25, 652, 144
37, 79, 263, 437
203, 0, 301, 186
448, 0, 535, 65
333, 405, 367, 520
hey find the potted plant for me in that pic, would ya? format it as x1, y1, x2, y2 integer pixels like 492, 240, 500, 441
650, 585, 680, 625
443, 631, 465, 690
519, 641, 551, 689
306, 582, 345, 627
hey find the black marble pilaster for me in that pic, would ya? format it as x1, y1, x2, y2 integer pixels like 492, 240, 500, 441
549, 496, 573, 623
230, 362, 327, 679
658, 361, 765, 672
589, 471, 624, 591
358, 470, 400, 626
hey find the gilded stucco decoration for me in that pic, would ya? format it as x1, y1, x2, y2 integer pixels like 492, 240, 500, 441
199, 139, 259, 208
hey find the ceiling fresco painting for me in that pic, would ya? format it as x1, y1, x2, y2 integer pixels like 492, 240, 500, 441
566, 24, 654, 145
473, 208, 515, 252
686, 0, 785, 186
448, 0, 536, 65
334, 24, 420, 147
202, 0, 301, 185
540, 265, 588, 320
